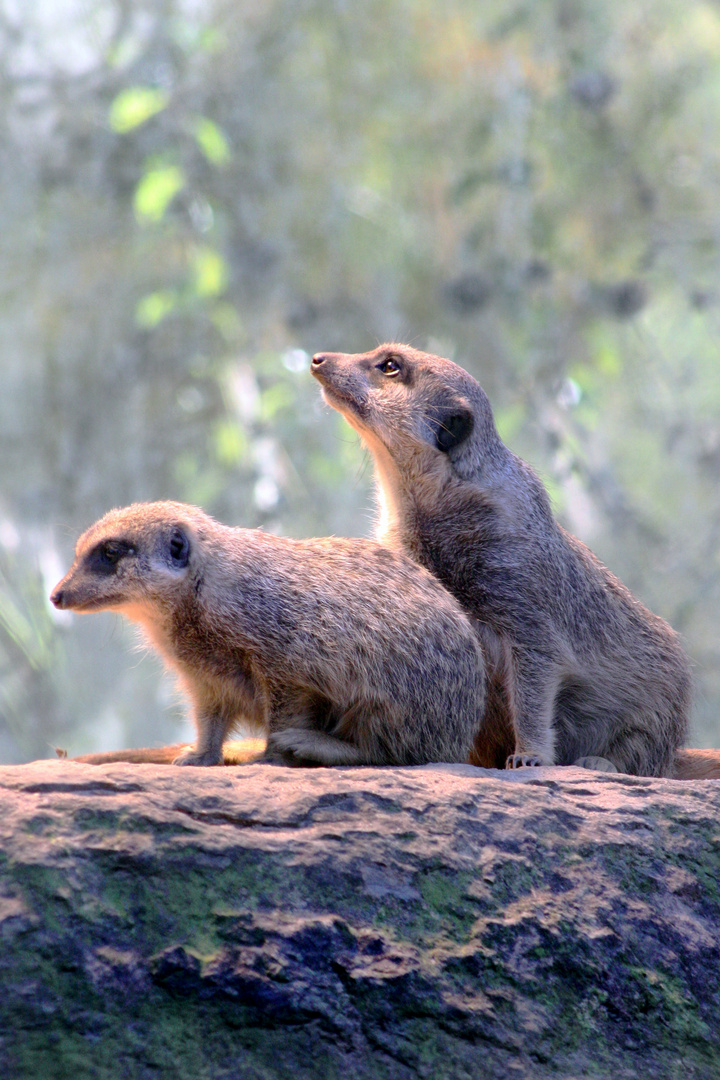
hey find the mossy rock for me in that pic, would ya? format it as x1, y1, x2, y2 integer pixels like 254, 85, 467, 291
1, 760, 719, 1079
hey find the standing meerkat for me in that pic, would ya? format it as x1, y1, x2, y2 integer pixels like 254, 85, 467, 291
51, 501, 486, 768
311, 343, 693, 777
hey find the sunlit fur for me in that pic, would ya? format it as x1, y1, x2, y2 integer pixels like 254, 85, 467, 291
312, 343, 692, 777
51, 501, 486, 768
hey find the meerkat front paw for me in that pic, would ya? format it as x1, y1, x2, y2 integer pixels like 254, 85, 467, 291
172, 746, 224, 766
572, 755, 619, 773
506, 753, 546, 769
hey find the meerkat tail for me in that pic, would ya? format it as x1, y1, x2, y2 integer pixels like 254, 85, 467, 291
672, 748, 720, 780
222, 739, 267, 764
72, 739, 266, 766
72, 744, 189, 765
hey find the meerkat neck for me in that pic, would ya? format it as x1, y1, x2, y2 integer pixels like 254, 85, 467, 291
374, 465, 453, 554
120, 587, 206, 664
374, 463, 403, 545
117, 599, 177, 658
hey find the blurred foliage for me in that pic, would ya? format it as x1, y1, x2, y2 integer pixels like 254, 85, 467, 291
1, 0, 720, 760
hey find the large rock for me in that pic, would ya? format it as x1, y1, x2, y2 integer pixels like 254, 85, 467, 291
0, 759, 719, 1079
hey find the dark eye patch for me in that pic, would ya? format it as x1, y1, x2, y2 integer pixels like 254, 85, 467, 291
169, 527, 190, 568
428, 408, 474, 452
87, 540, 134, 574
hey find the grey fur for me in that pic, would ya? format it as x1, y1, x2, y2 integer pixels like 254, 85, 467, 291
51, 501, 486, 768
311, 343, 692, 777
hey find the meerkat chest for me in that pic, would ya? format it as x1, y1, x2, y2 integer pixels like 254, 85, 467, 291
166, 602, 257, 684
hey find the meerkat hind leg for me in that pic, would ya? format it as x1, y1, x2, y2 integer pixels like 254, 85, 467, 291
572, 755, 619, 773
265, 728, 365, 767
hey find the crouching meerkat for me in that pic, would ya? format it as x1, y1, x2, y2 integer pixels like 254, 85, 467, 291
311, 343, 693, 778
51, 501, 486, 768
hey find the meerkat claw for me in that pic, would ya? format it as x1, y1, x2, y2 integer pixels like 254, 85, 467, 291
506, 753, 545, 769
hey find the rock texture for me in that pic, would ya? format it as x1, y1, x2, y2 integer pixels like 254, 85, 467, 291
1, 760, 719, 1079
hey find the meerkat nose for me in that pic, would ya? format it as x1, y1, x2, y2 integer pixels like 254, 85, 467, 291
311, 353, 327, 366
50, 588, 65, 609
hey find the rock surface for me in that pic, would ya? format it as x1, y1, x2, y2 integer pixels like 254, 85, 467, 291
1, 760, 719, 1079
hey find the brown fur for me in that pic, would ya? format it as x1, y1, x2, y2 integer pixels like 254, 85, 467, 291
671, 749, 720, 780
312, 343, 695, 778
51, 501, 486, 768
72, 740, 266, 766
71, 741, 720, 779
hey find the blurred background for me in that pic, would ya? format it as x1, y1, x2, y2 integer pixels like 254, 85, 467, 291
1, 0, 719, 762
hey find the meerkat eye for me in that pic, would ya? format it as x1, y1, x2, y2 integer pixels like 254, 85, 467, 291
169, 527, 190, 568
100, 542, 124, 566
377, 356, 402, 377
92, 540, 133, 572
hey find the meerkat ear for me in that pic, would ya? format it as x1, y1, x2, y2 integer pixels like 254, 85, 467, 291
169, 527, 190, 568
430, 408, 474, 453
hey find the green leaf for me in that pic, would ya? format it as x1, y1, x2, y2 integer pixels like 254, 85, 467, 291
260, 382, 295, 421
596, 342, 621, 378
109, 87, 169, 133
135, 290, 177, 328
211, 302, 243, 343
134, 165, 186, 222
494, 402, 525, 444
193, 117, 231, 165
214, 421, 248, 465
192, 248, 228, 297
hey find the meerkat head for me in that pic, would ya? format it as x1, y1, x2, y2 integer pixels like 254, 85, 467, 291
311, 343, 502, 487
50, 502, 201, 619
